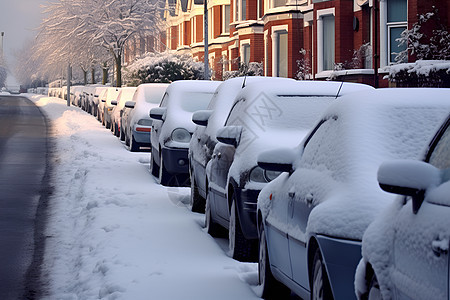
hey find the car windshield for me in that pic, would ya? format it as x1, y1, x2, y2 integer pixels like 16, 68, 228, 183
144, 86, 167, 104
179, 92, 215, 112
227, 95, 336, 132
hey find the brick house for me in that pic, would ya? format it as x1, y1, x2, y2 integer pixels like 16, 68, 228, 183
125, 0, 449, 86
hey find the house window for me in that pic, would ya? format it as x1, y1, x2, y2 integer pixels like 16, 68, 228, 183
243, 44, 250, 65
235, 0, 246, 21
258, 0, 263, 18
387, 0, 407, 63
275, 31, 288, 77
223, 5, 230, 33
322, 15, 335, 70
273, 0, 285, 8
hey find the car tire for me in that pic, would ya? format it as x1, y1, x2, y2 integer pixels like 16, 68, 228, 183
229, 199, 257, 262
259, 225, 290, 299
158, 155, 170, 186
190, 173, 205, 213
151, 153, 159, 177
205, 192, 221, 237
120, 127, 125, 141
365, 272, 382, 300
311, 248, 334, 300
130, 135, 139, 152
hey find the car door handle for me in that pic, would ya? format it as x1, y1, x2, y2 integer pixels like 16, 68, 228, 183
216, 152, 221, 159
431, 238, 449, 257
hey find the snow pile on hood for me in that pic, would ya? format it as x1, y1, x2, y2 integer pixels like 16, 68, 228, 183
28, 94, 261, 300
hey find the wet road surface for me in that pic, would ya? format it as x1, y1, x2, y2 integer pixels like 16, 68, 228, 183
0, 95, 50, 299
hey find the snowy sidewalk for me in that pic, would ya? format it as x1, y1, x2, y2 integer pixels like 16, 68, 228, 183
30, 95, 260, 300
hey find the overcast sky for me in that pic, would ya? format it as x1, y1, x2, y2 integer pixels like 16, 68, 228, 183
0, 0, 46, 78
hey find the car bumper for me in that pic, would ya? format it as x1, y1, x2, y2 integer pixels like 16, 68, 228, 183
132, 129, 151, 145
161, 146, 189, 174
316, 235, 362, 300
234, 187, 260, 240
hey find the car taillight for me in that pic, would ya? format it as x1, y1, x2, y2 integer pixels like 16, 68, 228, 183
136, 127, 151, 132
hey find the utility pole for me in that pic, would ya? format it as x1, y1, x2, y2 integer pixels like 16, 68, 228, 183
67, 64, 71, 106
203, 0, 209, 80
0, 32, 4, 59
373, 0, 379, 88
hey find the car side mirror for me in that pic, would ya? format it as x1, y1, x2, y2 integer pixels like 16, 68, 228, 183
192, 110, 213, 127
378, 160, 441, 213
101, 99, 106, 102
125, 101, 135, 109
216, 126, 242, 147
111, 100, 118, 106
150, 107, 167, 121
257, 148, 297, 173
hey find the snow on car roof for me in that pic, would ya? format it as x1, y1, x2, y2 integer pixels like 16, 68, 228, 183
301, 88, 450, 241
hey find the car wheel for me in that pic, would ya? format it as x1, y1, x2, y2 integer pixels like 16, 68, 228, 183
312, 248, 334, 300
366, 272, 381, 300
259, 225, 290, 299
151, 153, 159, 177
190, 173, 205, 213
130, 135, 139, 152
205, 192, 221, 237
229, 199, 257, 262
120, 127, 125, 141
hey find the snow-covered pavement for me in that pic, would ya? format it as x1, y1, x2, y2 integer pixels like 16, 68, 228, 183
29, 95, 261, 300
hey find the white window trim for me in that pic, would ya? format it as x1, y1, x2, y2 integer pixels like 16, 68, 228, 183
223, 5, 230, 34
271, 25, 289, 77
316, 8, 335, 72
381, 0, 408, 65
240, 39, 251, 65
264, 30, 269, 76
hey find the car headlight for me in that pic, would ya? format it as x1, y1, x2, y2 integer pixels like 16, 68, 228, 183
137, 119, 152, 126
171, 128, 191, 143
249, 166, 281, 183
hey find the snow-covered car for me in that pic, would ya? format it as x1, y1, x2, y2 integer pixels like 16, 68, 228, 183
150, 80, 221, 186
110, 87, 137, 137
205, 80, 372, 263
256, 88, 450, 300
121, 101, 135, 142
124, 83, 169, 152
70, 86, 84, 106
91, 86, 108, 116
189, 77, 295, 213
100, 87, 121, 128
355, 113, 450, 300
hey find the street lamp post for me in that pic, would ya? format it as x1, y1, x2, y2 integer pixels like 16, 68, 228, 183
203, 0, 209, 80
0, 32, 4, 59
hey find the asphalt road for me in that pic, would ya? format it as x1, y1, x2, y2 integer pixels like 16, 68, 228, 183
0, 95, 50, 299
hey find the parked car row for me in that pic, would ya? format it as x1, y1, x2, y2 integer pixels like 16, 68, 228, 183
148, 80, 450, 300
51, 79, 450, 300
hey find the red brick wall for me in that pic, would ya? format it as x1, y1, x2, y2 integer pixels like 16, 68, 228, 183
171, 26, 178, 50
239, 32, 264, 64
196, 16, 204, 43
264, 18, 304, 78
214, 6, 222, 38
230, 47, 239, 70
184, 21, 191, 46
247, 0, 257, 20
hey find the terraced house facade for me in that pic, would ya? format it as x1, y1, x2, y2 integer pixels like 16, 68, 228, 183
124, 0, 449, 87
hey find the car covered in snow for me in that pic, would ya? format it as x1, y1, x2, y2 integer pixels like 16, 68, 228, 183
100, 87, 121, 128
256, 88, 450, 300
205, 80, 372, 263
188, 76, 295, 213
124, 83, 169, 152
355, 113, 450, 300
150, 80, 221, 186
110, 87, 137, 137
91, 86, 108, 116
